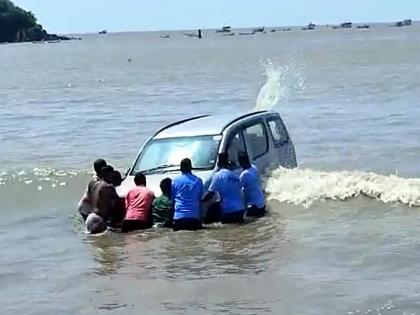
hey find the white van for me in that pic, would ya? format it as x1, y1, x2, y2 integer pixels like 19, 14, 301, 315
118, 110, 297, 196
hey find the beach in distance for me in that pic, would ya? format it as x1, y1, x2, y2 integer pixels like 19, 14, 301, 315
1, 21, 420, 314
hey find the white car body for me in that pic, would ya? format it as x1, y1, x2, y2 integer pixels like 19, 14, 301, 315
118, 110, 297, 197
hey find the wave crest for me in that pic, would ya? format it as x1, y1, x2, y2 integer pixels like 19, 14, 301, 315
264, 167, 420, 208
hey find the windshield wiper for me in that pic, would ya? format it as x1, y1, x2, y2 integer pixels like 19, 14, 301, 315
139, 164, 211, 175
141, 164, 179, 174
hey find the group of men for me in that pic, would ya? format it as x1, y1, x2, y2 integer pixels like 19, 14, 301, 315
78, 151, 266, 234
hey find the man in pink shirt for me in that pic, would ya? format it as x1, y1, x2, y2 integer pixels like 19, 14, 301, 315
122, 172, 155, 232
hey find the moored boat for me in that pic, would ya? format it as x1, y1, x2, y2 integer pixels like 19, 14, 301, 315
216, 26, 231, 33
357, 24, 370, 29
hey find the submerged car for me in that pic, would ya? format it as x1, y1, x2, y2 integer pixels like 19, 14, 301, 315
118, 110, 297, 197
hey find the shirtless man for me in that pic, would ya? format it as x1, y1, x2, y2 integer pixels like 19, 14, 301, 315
78, 159, 107, 221
86, 165, 121, 234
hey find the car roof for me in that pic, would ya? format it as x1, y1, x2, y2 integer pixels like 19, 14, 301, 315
154, 110, 276, 139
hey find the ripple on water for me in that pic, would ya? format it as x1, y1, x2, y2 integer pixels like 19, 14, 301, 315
0, 167, 84, 188
83, 212, 290, 282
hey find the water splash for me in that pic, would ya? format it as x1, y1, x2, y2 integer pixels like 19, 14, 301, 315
264, 167, 420, 208
254, 60, 305, 111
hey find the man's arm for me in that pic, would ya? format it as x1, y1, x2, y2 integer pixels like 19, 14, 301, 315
202, 176, 217, 203
239, 172, 245, 190
241, 172, 251, 191
202, 191, 215, 203
171, 182, 176, 205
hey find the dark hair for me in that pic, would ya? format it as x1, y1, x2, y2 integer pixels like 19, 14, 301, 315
100, 165, 114, 183
112, 170, 123, 187
217, 153, 229, 168
134, 172, 146, 186
180, 158, 192, 173
100, 165, 114, 175
94, 159, 107, 175
160, 178, 172, 196
238, 151, 251, 169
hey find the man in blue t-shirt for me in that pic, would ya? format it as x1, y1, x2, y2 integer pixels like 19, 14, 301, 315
202, 153, 245, 223
172, 158, 203, 231
238, 151, 266, 217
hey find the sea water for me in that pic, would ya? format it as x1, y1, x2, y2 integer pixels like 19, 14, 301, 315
1, 25, 420, 314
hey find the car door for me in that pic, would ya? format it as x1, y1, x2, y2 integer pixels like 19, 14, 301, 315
266, 116, 297, 168
242, 120, 271, 171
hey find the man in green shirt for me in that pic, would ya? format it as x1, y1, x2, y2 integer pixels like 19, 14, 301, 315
152, 178, 173, 227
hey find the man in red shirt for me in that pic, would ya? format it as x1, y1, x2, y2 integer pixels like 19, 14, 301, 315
122, 172, 155, 232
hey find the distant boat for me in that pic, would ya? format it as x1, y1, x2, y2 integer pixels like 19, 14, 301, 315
282, 28, 292, 32
216, 26, 232, 33
357, 24, 370, 29
160, 34, 170, 39
98, 30, 107, 35
395, 19, 412, 27
222, 32, 235, 36
333, 22, 353, 29
183, 32, 198, 38
239, 31, 255, 35
253, 27, 265, 33
302, 23, 315, 30
270, 29, 276, 33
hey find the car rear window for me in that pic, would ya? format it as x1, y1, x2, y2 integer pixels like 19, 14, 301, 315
268, 118, 289, 146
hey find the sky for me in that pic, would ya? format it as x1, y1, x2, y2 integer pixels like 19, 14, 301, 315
12, 0, 420, 34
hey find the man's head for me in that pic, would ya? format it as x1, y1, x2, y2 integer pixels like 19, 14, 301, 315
112, 171, 123, 187
134, 172, 146, 186
160, 178, 172, 196
180, 158, 192, 174
100, 165, 115, 183
94, 159, 107, 177
217, 153, 230, 169
238, 151, 251, 169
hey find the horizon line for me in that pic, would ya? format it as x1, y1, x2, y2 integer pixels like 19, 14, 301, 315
53, 18, 416, 35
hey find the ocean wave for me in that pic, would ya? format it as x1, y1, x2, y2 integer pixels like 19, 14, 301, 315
264, 167, 420, 208
3, 166, 420, 209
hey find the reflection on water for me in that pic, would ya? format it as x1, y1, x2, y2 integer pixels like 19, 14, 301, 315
87, 233, 126, 275
162, 298, 274, 314
83, 212, 291, 314
86, 211, 288, 281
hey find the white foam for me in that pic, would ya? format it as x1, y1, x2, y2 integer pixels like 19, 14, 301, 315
264, 167, 420, 208
0, 168, 84, 187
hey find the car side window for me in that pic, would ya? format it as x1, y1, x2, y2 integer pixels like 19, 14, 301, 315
268, 118, 289, 147
244, 123, 268, 160
226, 132, 246, 168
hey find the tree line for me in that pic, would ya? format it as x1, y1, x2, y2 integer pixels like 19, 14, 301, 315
0, 0, 68, 43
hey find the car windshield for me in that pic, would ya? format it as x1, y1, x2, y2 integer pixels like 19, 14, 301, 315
132, 135, 221, 174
